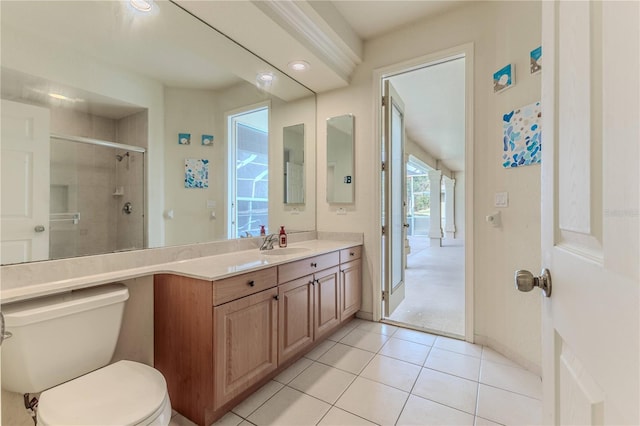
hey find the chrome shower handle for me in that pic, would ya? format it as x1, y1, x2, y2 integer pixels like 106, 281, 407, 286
0, 312, 12, 345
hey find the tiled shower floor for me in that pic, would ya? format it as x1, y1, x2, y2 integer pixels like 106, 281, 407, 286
170, 319, 541, 426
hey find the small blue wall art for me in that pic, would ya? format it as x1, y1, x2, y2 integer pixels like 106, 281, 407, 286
493, 64, 515, 93
185, 158, 209, 188
201, 134, 214, 146
502, 101, 542, 168
530, 46, 542, 74
178, 133, 191, 145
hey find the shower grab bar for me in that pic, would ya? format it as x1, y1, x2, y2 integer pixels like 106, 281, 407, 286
50, 133, 146, 153
50, 212, 81, 224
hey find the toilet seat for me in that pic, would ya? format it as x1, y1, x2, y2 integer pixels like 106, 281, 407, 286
37, 360, 171, 426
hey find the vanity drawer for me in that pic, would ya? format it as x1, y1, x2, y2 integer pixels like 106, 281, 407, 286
213, 267, 277, 306
278, 251, 340, 284
340, 246, 361, 263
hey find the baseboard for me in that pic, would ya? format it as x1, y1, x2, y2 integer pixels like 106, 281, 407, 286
474, 334, 541, 376
355, 311, 373, 321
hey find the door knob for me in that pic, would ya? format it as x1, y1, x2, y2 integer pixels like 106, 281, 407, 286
34, 225, 45, 233
515, 269, 552, 297
403, 223, 410, 228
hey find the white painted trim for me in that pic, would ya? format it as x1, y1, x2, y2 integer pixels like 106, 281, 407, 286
372, 43, 474, 343
259, 0, 359, 80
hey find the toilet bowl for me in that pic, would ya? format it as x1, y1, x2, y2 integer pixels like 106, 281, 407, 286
37, 360, 172, 426
1, 283, 172, 425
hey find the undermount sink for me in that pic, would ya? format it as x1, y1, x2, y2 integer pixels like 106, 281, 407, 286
261, 247, 310, 256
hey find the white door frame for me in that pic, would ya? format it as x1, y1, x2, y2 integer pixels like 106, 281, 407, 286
372, 43, 475, 342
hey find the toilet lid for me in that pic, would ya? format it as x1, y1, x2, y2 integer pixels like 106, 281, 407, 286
38, 360, 168, 426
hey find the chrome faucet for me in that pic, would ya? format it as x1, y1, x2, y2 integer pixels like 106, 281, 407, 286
260, 234, 278, 251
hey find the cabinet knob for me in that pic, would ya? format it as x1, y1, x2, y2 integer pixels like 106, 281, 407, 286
311, 262, 317, 267
350, 252, 355, 256
309, 280, 315, 286
273, 294, 279, 301
248, 280, 255, 287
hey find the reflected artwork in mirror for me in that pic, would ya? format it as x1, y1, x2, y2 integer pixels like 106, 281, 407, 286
326, 114, 355, 204
0, 0, 316, 265
283, 124, 305, 204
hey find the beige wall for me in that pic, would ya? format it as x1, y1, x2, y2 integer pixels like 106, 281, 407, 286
317, 1, 542, 371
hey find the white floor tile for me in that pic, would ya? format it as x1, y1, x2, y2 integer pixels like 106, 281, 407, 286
397, 395, 475, 426
360, 354, 421, 392
412, 368, 478, 415
481, 347, 522, 369
476, 384, 541, 426
327, 326, 354, 342
231, 380, 284, 418
355, 321, 399, 336
434, 336, 483, 358
317, 342, 375, 374
393, 327, 437, 346
247, 386, 331, 426
474, 416, 504, 426
317, 407, 377, 426
288, 362, 356, 404
169, 413, 198, 426
212, 412, 244, 426
480, 360, 542, 399
274, 357, 314, 384
335, 377, 409, 425
424, 347, 481, 381
304, 339, 337, 360
379, 336, 432, 365
238, 422, 254, 426
339, 328, 390, 352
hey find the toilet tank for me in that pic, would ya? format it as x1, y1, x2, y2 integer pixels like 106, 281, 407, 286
1, 283, 129, 393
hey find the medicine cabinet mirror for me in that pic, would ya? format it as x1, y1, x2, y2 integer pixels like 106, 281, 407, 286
326, 114, 355, 204
283, 124, 305, 204
0, 1, 316, 265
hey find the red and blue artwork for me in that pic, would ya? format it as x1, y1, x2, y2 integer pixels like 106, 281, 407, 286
502, 101, 541, 168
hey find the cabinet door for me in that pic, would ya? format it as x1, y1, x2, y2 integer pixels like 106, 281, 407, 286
213, 288, 278, 409
313, 266, 341, 339
278, 275, 314, 364
341, 259, 362, 320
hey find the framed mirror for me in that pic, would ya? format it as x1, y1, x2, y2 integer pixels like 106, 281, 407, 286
0, 1, 316, 265
326, 114, 355, 204
283, 124, 305, 204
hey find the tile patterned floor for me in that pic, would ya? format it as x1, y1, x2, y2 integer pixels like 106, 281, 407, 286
170, 319, 541, 426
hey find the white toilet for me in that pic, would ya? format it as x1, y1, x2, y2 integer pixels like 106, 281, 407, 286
1, 283, 172, 425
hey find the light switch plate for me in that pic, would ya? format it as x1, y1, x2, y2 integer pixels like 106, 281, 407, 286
495, 192, 509, 208
337, 207, 347, 215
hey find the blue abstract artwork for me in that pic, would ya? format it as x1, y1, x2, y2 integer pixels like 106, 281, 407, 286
185, 158, 209, 188
502, 101, 542, 168
178, 133, 191, 145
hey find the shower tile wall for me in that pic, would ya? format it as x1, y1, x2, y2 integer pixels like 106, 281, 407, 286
49, 108, 146, 259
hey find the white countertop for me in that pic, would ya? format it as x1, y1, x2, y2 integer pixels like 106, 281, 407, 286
0, 240, 361, 304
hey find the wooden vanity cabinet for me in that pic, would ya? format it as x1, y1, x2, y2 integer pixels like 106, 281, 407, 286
154, 247, 362, 426
214, 288, 278, 410
339, 244, 362, 320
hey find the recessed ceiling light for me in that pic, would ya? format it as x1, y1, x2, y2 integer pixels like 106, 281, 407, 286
288, 61, 310, 72
257, 72, 275, 82
130, 0, 154, 12
48, 92, 85, 103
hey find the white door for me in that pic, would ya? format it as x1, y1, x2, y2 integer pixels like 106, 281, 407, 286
540, 2, 639, 424
0, 100, 50, 264
383, 80, 407, 316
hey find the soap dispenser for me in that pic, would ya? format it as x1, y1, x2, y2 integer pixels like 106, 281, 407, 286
279, 226, 287, 248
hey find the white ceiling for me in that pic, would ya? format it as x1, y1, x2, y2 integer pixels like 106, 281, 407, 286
330, 1, 466, 40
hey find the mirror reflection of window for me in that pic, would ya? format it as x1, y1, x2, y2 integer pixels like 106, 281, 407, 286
229, 106, 269, 239
283, 124, 305, 204
326, 114, 355, 204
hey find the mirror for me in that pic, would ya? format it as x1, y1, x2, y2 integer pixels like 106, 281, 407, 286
283, 124, 305, 204
0, 1, 316, 265
326, 114, 355, 203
